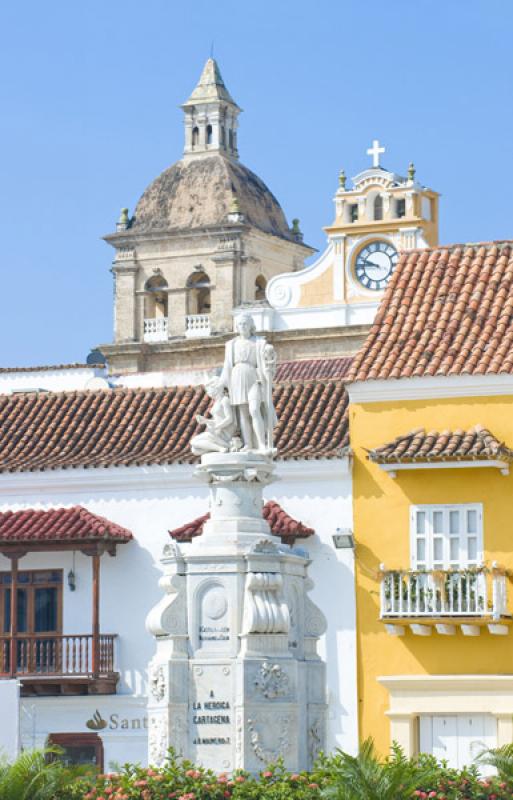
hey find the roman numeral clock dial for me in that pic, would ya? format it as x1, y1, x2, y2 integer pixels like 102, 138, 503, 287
355, 241, 398, 290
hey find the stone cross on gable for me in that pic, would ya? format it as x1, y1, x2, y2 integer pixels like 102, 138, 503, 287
367, 139, 385, 168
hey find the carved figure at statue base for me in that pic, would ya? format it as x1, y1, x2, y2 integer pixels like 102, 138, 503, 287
191, 378, 236, 456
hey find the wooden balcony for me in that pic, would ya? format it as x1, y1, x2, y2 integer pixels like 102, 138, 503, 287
380, 565, 512, 637
0, 633, 118, 696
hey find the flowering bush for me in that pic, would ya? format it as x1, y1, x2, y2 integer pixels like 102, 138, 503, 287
59, 755, 321, 800
44, 742, 513, 800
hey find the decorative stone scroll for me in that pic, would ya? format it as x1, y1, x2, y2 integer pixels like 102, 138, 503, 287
244, 572, 290, 634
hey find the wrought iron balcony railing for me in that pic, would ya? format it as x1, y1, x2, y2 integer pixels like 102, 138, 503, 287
379, 565, 510, 636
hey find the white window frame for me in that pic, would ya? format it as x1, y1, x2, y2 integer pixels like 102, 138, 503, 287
410, 504, 483, 571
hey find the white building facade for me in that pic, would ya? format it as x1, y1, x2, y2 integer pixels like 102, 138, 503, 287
0, 363, 356, 770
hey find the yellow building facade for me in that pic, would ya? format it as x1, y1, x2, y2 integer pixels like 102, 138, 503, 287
348, 240, 513, 768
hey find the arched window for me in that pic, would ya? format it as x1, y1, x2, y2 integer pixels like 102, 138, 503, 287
374, 195, 383, 221
255, 275, 267, 301
144, 275, 168, 319
192, 127, 199, 147
396, 198, 406, 218
186, 271, 211, 315
229, 129, 234, 150
206, 124, 213, 145
220, 126, 225, 146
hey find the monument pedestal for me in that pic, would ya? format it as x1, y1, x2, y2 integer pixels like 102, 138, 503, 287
147, 453, 327, 772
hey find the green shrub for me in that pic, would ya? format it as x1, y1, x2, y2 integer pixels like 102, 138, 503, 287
0, 748, 80, 800
6, 740, 513, 800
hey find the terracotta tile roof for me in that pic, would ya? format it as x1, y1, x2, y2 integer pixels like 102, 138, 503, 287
276, 357, 353, 382
170, 500, 315, 544
0, 506, 133, 544
349, 241, 513, 382
0, 379, 348, 473
0, 363, 91, 374
367, 425, 513, 464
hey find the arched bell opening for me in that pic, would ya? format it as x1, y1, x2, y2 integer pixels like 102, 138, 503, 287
374, 194, 384, 221
255, 274, 267, 301
144, 275, 168, 319
143, 275, 169, 342
186, 271, 211, 315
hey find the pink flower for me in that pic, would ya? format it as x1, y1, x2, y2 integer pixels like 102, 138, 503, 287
234, 776, 245, 783
262, 771, 273, 778
308, 783, 319, 790
290, 774, 300, 781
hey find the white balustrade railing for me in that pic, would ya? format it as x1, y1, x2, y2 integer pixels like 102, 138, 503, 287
185, 314, 211, 338
143, 317, 168, 342
380, 567, 508, 620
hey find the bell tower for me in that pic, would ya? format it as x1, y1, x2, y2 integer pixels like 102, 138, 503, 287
264, 140, 440, 333
182, 58, 241, 161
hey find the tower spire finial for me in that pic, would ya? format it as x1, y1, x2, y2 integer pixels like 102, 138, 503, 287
182, 58, 241, 161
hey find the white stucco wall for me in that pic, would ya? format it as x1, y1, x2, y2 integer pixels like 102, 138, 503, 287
0, 458, 356, 768
0, 367, 105, 394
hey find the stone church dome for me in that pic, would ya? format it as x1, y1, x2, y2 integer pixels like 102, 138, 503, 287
129, 59, 296, 243
131, 154, 294, 242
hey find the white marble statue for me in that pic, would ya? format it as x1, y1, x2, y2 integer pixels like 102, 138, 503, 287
219, 313, 277, 453
191, 377, 236, 455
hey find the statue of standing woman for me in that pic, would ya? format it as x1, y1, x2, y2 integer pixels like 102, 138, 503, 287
219, 313, 277, 454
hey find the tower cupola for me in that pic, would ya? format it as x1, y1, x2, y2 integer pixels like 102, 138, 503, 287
182, 58, 241, 161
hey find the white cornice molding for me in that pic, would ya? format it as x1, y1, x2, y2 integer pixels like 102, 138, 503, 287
378, 674, 513, 695
379, 460, 509, 478
348, 374, 513, 403
0, 458, 349, 497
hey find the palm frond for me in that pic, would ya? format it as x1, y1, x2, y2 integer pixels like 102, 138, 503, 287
477, 743, 513, 780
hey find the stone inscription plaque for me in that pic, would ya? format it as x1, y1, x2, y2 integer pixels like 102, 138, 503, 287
189, 663, 234, 770
196, 584, 231, 652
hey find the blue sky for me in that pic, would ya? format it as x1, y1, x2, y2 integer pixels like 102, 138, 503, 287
1, 0, 512, 367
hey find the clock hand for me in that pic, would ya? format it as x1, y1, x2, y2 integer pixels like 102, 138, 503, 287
365, 259, 388, 270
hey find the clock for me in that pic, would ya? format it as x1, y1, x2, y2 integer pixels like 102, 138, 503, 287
355, 241, 398, 290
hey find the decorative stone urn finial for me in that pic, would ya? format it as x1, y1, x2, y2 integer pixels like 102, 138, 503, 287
117, 207, 130, 231
408, 162, 416, 182
227, 194, 244, 222
229, 196, 241, 214
291, 218, 303, 243
338, 170, 346, 190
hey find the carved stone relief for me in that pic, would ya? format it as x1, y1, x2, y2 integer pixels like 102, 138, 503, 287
247, 713, 292, 763
253, 661, 290, 700
148, 715, 168, 766
308, 713, 327, 764
150, 664, 166, 702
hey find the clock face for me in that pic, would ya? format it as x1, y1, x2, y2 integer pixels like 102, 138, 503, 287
355, 241, 398, 290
